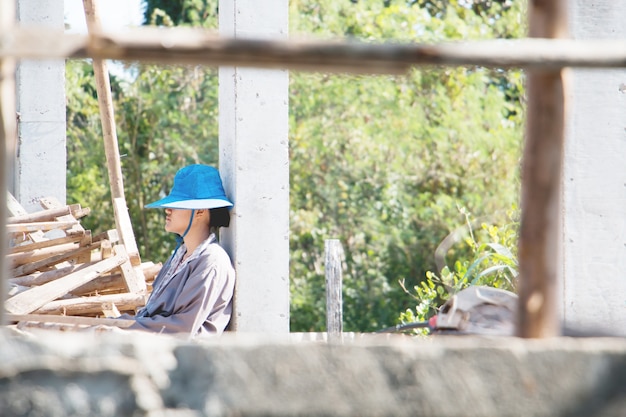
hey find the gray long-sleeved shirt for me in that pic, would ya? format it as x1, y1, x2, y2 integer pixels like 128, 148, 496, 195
125, 234, 235, 338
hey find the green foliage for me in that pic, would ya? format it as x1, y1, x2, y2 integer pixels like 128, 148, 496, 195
289, 0, 526, 332
144, 0, 219, 27
397, 206, 519, 333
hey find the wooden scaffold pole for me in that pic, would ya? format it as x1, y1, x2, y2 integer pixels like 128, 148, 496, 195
516, 0, 568, 338
5, 27, 626, 72
82, 0, 146, 295
0, 1, 17, 326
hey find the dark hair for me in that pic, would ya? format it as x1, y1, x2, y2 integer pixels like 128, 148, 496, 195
209, 207, 230, 230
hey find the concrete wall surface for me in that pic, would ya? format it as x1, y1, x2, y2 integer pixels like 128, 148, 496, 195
218, 0, 290, 333
562, 0, 626, 331
1, 328, 626, 417
15, 0, 66, 212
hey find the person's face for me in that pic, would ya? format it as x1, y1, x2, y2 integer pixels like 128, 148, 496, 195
164, 208, 193, 235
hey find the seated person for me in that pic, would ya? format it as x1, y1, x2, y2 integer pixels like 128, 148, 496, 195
121, 164, 235, 337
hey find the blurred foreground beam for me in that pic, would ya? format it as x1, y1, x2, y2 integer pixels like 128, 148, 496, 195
516, 0, 568, 338
2, 27, 626, 72
0, 1, 17, 326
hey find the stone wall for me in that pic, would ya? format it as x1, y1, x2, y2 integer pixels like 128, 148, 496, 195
1, 327, 626, 416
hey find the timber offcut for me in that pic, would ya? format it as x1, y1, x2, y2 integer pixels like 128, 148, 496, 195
4, 192, 160, 330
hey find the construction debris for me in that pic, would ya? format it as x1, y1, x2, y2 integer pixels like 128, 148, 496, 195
377, 286, 518, 336
4, 192, 160, 329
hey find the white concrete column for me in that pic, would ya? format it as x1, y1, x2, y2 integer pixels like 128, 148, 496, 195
15, 0, 66, 212
562, 0, 626, 330
219, 0, 290, 332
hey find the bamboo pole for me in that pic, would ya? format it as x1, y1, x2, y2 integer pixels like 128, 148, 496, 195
82, 0, 145, 291
3, 27, 626, 72
82, 0, 125, 201
516, 0, 568, 338
0, 1, 17, 327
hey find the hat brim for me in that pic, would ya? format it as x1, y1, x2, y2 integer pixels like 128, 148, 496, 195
146, 197, 233, 210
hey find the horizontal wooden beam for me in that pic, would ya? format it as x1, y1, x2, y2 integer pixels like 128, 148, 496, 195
33, 292, 146, 316
6, 220, 78, 233
6, 314, 135, 328
7, 206, 71, 224
2, 27, 626, 72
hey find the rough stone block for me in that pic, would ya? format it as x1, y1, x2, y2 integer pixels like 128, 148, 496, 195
0, 328, 625, 416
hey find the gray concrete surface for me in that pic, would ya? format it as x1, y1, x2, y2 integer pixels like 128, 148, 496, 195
1, 327, 625, 417
562, 0, 626, 331
218, 0, 290, 334
15, 0, 66, 213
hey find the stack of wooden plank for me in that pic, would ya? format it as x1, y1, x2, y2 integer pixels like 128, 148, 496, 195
5, 192, 161, 329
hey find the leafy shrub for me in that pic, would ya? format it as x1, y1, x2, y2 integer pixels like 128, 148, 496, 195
397, 205, 519, 333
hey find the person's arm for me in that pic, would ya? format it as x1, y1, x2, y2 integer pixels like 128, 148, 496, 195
128, 248, 234, 336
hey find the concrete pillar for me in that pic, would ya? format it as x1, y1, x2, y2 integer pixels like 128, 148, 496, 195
15, 0, 66, 212
562, 0, 626, 330
218, 0, 290, 332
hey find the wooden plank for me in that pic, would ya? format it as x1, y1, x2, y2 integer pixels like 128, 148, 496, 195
39, 196, 85, 237
4, 252, 129, 315
114, 244, 146, 295
6, 192, 47, 243
83, 0, 144, 271
516, 0, 567, 338
71, 272, 126, 295
83, 0, 143, 273
7, 191, 26, 217
100, 238, 112, 259
6, 314, 135, 328
8, 27, 626, 72
83, 0, 126, 201
142, 262, 162, 282
9, 262, 97, 287
101, 302, 121, 318
7, 242, 79, 268
7, 206, 71, 224
70, 205, 91, 220
10, 240, 103, 277
38, 196, 91, 262
92, 228, 119, 244
34, 292, 146, 316
9, 261, 158, 297
9, 231, 86, 254
6, 220, 78, 233
113, 197, 141, 266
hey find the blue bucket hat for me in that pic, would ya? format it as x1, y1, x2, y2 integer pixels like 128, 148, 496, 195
146, 164, 233, 210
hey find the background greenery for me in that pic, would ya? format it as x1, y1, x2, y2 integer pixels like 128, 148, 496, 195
65, 0, 526, 332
